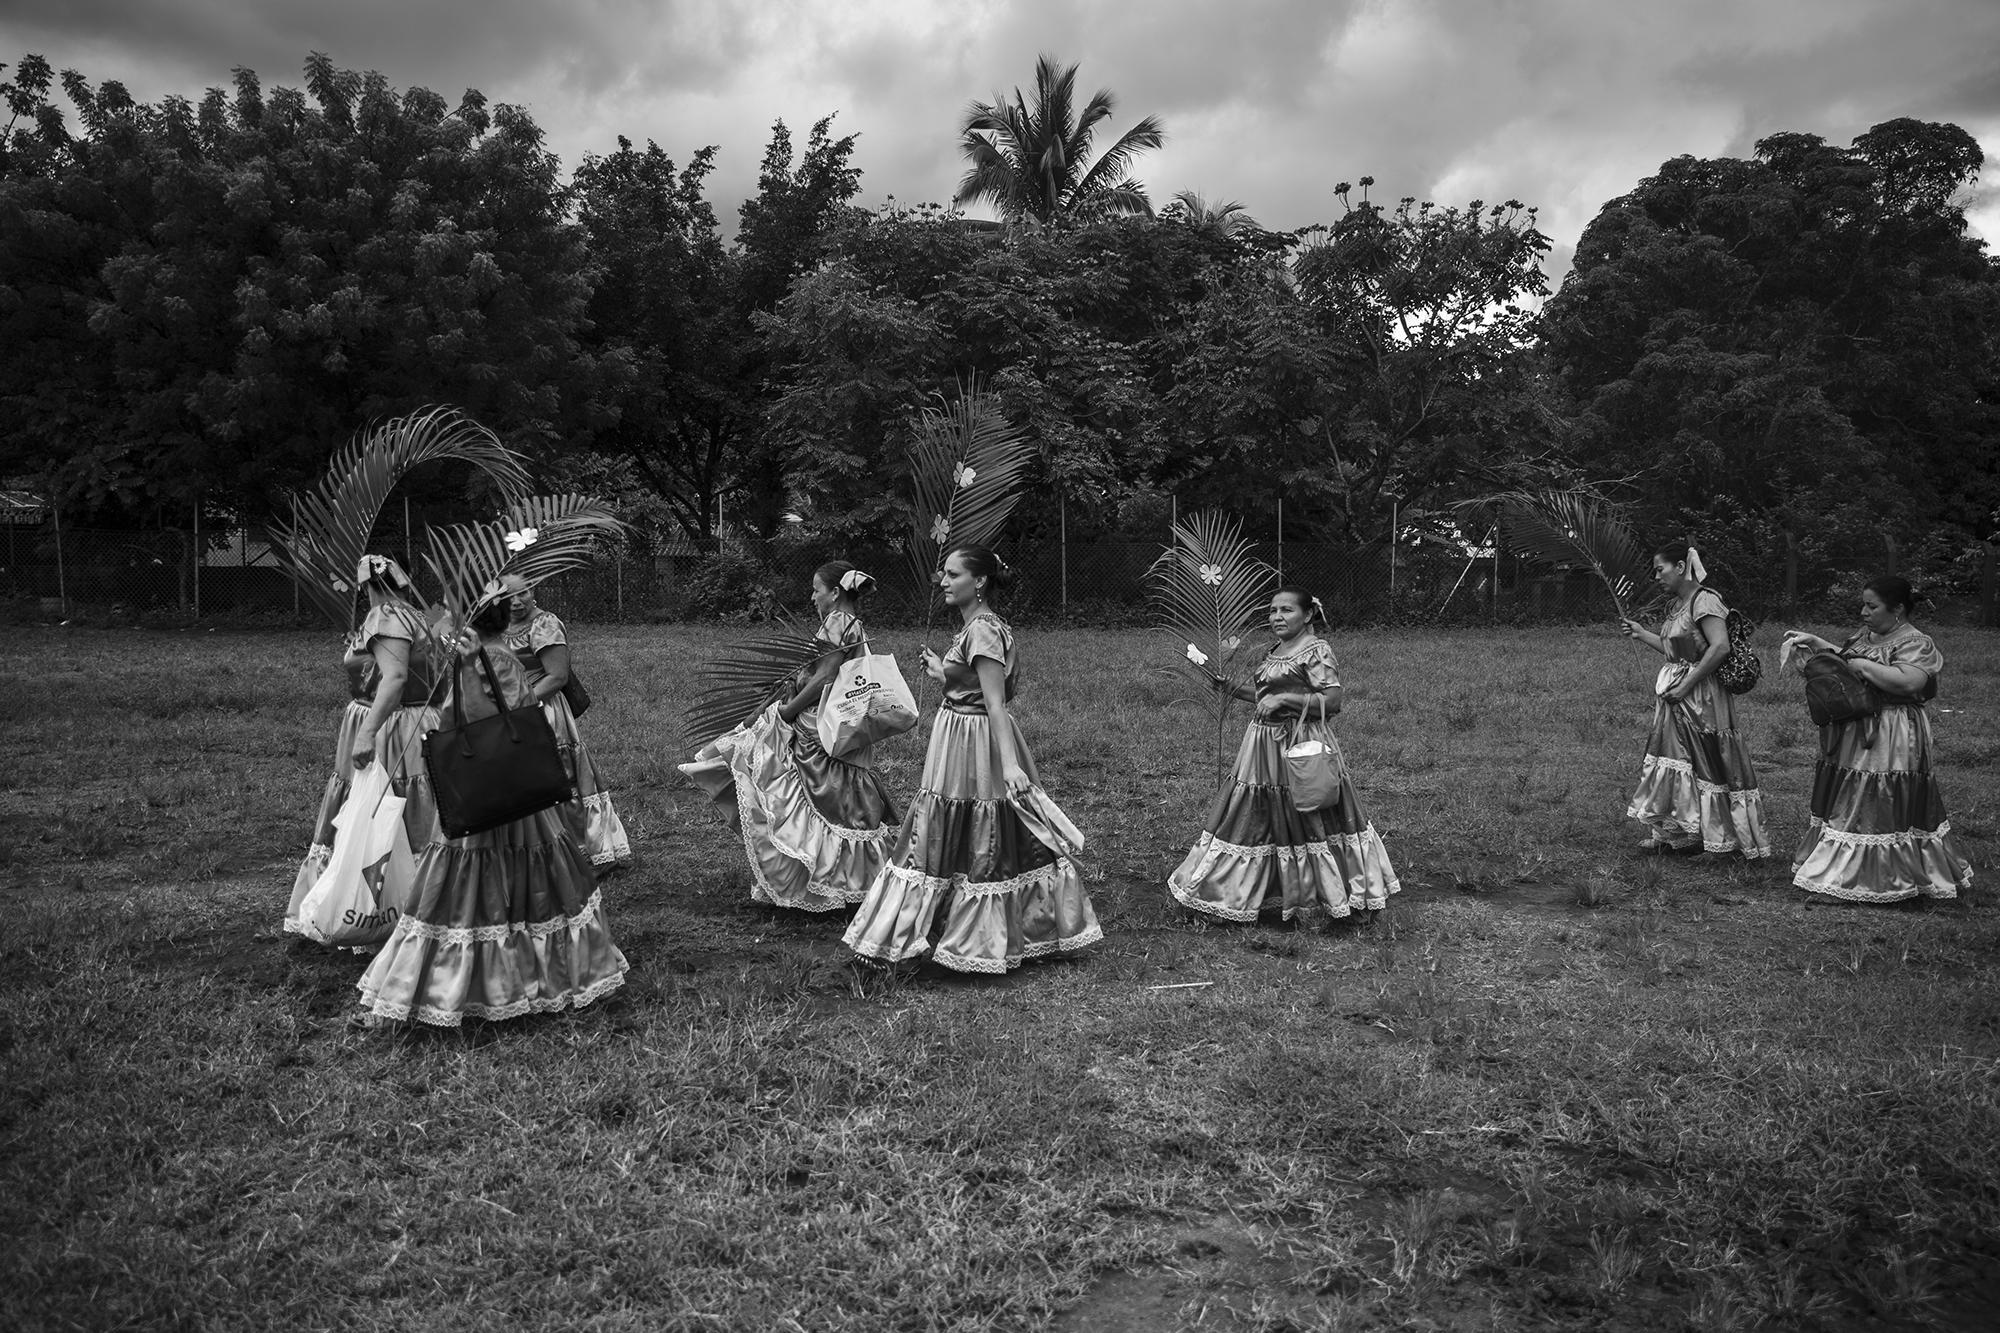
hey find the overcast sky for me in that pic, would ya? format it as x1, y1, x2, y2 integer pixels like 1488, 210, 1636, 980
5, 0, 1997, 282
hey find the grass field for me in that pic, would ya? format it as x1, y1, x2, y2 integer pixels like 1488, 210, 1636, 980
3, 621, 1998, 1332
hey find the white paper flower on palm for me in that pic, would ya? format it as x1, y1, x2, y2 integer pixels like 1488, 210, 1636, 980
1198, 563, 1223, 585
930, 515, 951, 543
1221, 636, 1241, 652
503, 527, 540, 553
329, 576, 350, 592
953, 463, 977, 489
1185, 643, 1210, 667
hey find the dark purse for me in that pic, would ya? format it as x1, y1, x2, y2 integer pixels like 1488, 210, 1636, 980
424, 647, 575, 838
560, 668, 592, 718
1802, 651, 1881, 727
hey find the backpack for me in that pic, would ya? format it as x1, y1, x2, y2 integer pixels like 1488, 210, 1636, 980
1699, 587, 1762, 695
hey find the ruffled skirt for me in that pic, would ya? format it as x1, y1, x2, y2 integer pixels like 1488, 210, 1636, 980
544, 692, 632, 868
285, 700, 440, 935
679, 703, 899, 911
1626, 671, 1771, 857
1792, 706, 1972, 902
1168, 718, 1399, 922
356, 801, 627, 1025
843, 709, 1100, 973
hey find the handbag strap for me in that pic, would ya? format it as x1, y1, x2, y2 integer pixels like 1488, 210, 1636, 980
1289, 690, 1328, 745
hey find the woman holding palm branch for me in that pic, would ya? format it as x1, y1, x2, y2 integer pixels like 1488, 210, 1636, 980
681, 561, 901, 912
283, 555, 441, 936
844, 545, 1101, 973
1167, 586, 1399, 924
1619, 542, 1770, 857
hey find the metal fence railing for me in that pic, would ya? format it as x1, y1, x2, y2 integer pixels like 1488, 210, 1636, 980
5, 520, 1993, 628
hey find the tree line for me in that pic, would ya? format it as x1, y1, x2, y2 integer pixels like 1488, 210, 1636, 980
2, 51, 1993, 610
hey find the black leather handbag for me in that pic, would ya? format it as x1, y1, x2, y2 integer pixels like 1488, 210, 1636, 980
1802, 651, 1881, 727
424, 647, 574, 838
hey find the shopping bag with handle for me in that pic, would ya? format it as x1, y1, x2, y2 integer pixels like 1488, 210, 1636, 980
815, 644, 919, 758
1283, 695, 1345, 813
297, 762, 418, 948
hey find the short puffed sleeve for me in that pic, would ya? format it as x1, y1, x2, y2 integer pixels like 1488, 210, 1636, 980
1888, 629, 1945, 680
959, 615, 1011, 667
1302, 639, 1341, 691
526, 610, 567, 654
359, 602, 419, 647
1690, 589, 1729, 624
822, 609, 865, 648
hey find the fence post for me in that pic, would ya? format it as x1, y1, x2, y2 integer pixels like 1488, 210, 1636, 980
53, 493, 68, 619
1783, 531, 1798, 609
1883, 534, 1898, 576
615, 549, 624, 620
290, 496, 300, 619
404, 495, 414, 577
1388, 498, 1397, 596
1276, 495, 1285, 580
1059, 494, 1068, 609
1982, 543, 1997, 628
192, 499, 202, 620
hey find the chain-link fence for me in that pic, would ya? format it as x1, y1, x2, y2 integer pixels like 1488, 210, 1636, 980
6, 513, 1995, 629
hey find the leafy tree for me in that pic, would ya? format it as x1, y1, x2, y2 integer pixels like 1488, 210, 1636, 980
953, 55, 1164, 226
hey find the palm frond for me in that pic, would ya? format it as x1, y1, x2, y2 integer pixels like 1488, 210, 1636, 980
681, 626, 835, 751
1147, 509, 1277, 706
905, 386, 1037, 597
272, 405, 530, 627
422, 494, 627, 620
1470, 488, 1651, 619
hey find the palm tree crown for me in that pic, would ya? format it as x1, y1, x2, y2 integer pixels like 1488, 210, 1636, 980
953, 54, 1165, 227
1165, 190, 1260, 237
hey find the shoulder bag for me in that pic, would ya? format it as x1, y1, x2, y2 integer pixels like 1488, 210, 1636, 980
424, 647, 575, 838
1802, 651, 1882, 727
1283, 694, 1345, 813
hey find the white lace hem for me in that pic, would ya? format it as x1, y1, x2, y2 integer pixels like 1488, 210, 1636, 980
1799, 817, 1961, 849
932, 921, 1106, 974
360, 969, 625, 1027
389, 889, 608, 946
874, 856, 1081, 901
723, 731, 895, 908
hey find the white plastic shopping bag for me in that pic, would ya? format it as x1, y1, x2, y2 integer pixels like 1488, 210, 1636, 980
297, 763, 417, 948
815, 647, 919, 758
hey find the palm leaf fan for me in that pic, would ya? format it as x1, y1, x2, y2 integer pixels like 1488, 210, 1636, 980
905, 386, 1037, 598
272, 406, 530, 627
680, 622, 841, 751
1478, 488, 1652, 619
1146, 509, 1277, 784
422, 494, 628, 622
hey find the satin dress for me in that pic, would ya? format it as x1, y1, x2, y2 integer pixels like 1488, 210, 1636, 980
1167, 636, 1399, 922
679, 609, 900, 911
1791, 625, 1972, 902
284, 600, 441, 936
357, 646, 628, 1025
843, 613, 1101, 973
1625, 589, 1771, 856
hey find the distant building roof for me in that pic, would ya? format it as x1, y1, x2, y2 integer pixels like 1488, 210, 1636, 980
0, 490, 45, 526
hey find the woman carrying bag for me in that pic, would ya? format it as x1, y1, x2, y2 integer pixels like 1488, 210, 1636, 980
681, 562, 905, 912
500, 574, 633, 870
357, 583, 628, 1026
285, 555, 441, 939
1167, 585, 1399, 925
1619, 541, 1770, 857
1783, 576, 1972, 904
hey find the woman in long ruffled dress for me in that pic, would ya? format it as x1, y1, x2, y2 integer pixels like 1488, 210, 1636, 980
497, 575, 632, 869
1168, 586, 1399, 923
285, 555, 441, 936
679, 562, 900, 911
1783, 576, 1972, 903
358, 586, 628, 1026
1619, 542, 1770, 857
844, 545, 1101, 973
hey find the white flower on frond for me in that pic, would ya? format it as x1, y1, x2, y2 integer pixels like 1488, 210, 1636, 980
329, 577, 350, 592
930, 515, 950, 543
503, 527, 540, 553
1185, 643, 1210, 667
1198, 563, 1222, 585
953, 463, 977, 489
1221, 636, 1241, 652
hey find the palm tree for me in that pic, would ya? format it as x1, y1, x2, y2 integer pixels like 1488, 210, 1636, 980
953, 55, 1165, 226
1165, 190, 1259, 237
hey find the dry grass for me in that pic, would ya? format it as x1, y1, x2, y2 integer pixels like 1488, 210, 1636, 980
2, 622, 1998, 1331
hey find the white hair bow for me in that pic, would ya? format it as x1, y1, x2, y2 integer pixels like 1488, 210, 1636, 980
839, 569, 872, 592
1687, 547, 1708, 584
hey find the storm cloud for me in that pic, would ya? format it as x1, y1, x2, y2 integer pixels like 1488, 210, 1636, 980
4, 0, 1997, 280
